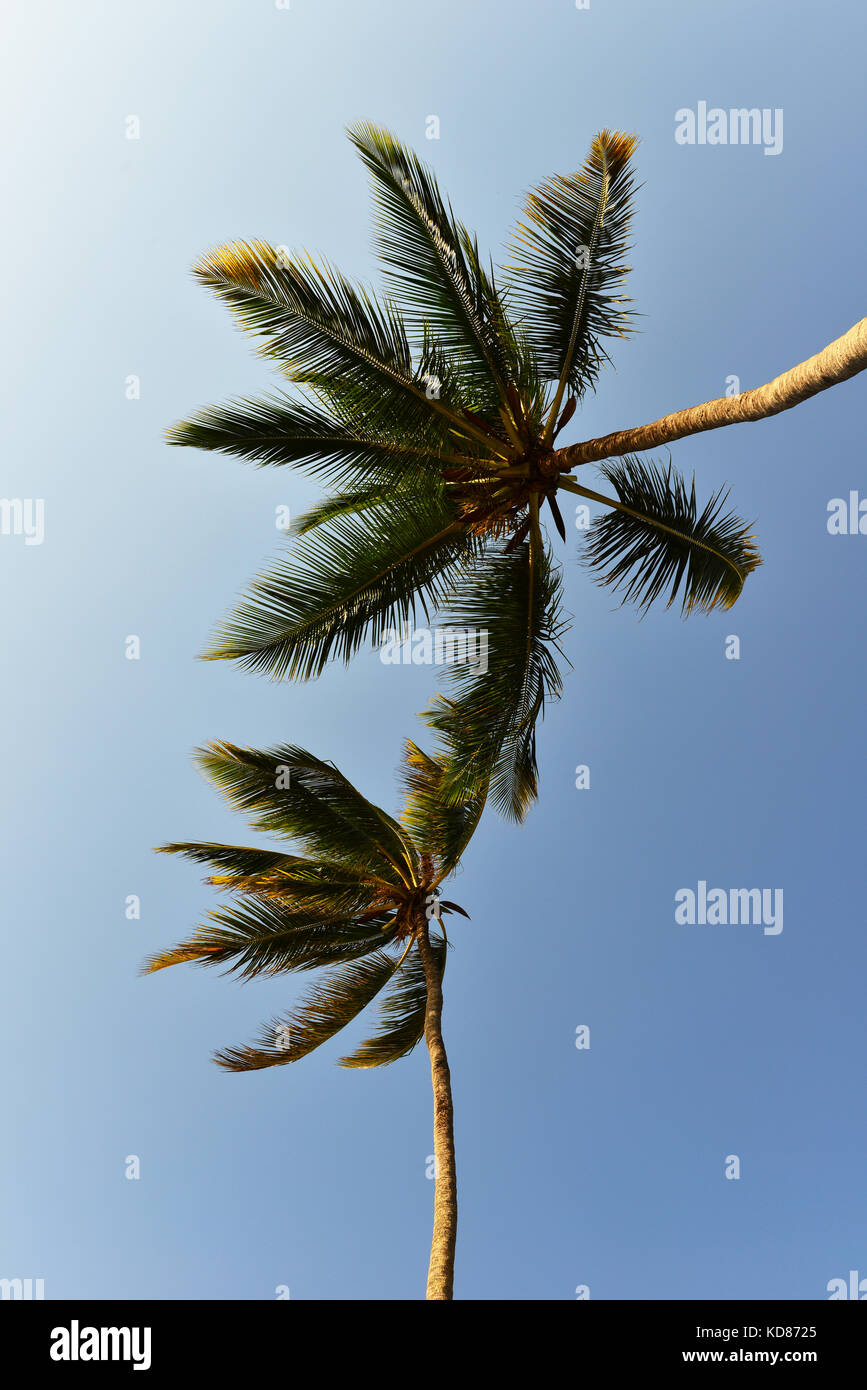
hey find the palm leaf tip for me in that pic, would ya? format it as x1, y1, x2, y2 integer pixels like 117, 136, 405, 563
139, 944, 221, 976
582, 456, 761, 616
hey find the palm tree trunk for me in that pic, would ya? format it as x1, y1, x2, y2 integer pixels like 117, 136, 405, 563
554, 317, 867, 468
417, 919, 457, 1300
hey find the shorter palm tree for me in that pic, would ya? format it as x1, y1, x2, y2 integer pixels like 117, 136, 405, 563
145, 739, 481, 1300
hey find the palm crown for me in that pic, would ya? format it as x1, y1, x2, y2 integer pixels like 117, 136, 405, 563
170, 124, 763, 821
145, 739, 478, 1071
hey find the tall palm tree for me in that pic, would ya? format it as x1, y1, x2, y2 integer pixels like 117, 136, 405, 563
145, 739, 482, 1300
169, 124, 865, 820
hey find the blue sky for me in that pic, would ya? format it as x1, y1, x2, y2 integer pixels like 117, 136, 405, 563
1, 0, 865, 1299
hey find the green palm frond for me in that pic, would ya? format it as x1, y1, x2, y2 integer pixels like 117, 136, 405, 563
142, 897, 396, 981
194, 240, 411, 380
191, 241, 481, 446
494, 310, 551, 427
204, 495, 480, 681
214, 949, 402, 1071
398, 741, 484, 879
290, 480, 432, 536
195, 742, 419, 884
579, 456, 761, 615
349, 122, 512, 412
506, 130, 638, 408
340, 933, 446, 1068
298, 349, 499, 460
429, 539, 566, 821
167, 394, 446, 490
157, 841, 308, 880
157, 843, 394, 911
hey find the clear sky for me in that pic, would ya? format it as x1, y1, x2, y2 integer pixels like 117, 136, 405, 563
1, 0, 865, 1300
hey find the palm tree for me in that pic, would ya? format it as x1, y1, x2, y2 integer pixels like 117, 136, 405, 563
169, 124, 865, 820
145, 739, 482, 1300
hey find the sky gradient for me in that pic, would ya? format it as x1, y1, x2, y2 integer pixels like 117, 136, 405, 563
1, 0, 865, 1300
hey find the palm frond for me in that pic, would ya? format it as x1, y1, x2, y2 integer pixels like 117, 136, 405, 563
142, 897, 395, 981
580, 456, 761, 614
398, 741, 484, 878
214, 949, 401, 1071
157, 843, 395, 910
340, 933, 447, 1068
290, 480, 432, 536
167, 393, 445, 490
429, 539, 567, 821
157, 841, 307, 879
194, 240, 411, 379
195, 742, 418, 884
348, 122, 513, 412
191, 241, 478, 445
204, 495, 480, 681
506, 130, 638, 402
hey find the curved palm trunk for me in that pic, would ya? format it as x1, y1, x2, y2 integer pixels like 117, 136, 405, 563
417, 920, 457, 1300
555, 317, 867, 469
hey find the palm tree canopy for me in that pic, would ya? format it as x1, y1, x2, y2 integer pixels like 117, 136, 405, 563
171, 124, 764, 820
145, 740, 481, 1072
